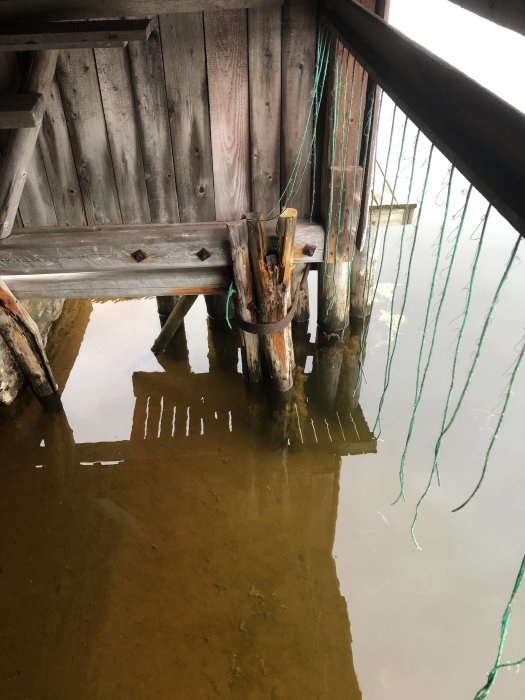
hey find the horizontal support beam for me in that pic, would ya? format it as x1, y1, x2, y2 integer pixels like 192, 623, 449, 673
448, 0, 525, 38
3, 268, 232, 299
0, 219, 325, 274
323, 0, 525, 238
0, 19, 152, 50
0, 93, 45, 128
0, 1, 283, 22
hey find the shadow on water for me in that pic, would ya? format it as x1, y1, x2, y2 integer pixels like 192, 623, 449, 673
0, 300, 374, 699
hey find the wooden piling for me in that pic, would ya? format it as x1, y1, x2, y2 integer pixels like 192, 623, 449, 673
246, 208, 297, 392
0, 279, 61, 411
228, 220, 262, 383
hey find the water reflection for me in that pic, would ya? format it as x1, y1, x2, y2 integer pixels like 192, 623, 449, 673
0, 300, 375, 699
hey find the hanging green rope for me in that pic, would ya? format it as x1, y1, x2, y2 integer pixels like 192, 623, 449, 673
409, 203, 490, 542
393, 166, 457, 505
454, 329, 525, 512
473, 553, 525, 699
426, 231, 522, 459
374, 129, 421, 436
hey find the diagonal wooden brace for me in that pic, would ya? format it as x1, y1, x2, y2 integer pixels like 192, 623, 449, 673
0, 278, 61, 411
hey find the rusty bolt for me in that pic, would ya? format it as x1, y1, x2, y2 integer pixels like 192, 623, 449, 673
196, 248, 211, 261
131, 249, 146, 263
303, 244, 316, 258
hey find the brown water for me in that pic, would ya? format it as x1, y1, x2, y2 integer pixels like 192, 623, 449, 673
1, 214, 524, 698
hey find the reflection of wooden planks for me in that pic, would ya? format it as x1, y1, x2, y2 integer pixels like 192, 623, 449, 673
160, 12, 215, 223
205, 9, 250, 221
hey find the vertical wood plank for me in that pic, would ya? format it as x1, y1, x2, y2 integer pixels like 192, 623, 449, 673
19, 146, 58, 226
56, 49, 121, 225
248, 5, 281, 214
281, 0, 317, 218
38, 77, 86, 226
95, 47, 151, 224
204, 9, 250, 220
128, 18, 179, 224
160, 12, 215, 223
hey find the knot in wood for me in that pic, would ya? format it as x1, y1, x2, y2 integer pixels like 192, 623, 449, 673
131, 249, 146, 263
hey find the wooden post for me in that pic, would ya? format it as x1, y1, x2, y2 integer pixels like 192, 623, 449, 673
350, 242, 376, 318
151, 295, 197, 355
292, 263, 310, 323
156, 296, 176, 326
228, 220, 262, 383
0, 279, 61, 411
247, 208, 297, 392
0, 50, 58, 239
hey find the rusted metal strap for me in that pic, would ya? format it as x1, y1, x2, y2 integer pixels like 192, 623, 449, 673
238, 264, 310, 336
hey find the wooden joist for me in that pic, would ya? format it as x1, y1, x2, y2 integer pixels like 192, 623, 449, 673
0, 19, 152, 51
0, 220, 324, 275
0, 1, 284, 22
0, 93, 44, 128
0, 50, 58, 240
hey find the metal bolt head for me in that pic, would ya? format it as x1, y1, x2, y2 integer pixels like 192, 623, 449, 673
197, 248, 211, 261
303, 244, 316, 258
131, 249, 146, 263
247, 300, 258, 313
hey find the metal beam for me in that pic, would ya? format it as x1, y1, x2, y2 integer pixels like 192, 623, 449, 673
323, 0, 525, 238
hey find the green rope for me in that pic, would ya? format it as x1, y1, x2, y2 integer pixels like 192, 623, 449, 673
409, 203, 490, 541
225, 281, 236, 330
429, 232, 522, 453
454, 329, 525, 512
393, 166, 456, 505
354, 103, 398, 395
374, 129, 421, 436
473, 553, 525, 699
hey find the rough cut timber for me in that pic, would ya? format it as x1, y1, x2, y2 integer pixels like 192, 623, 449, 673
0, 50, 58, 240
0, 1, 284, 22
0, 220, 324, 274
0, 93, 45, 129
0, 19, 152, 51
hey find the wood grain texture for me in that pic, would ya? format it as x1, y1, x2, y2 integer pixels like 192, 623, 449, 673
0, 220, 324, 274
204, 9, 250, 220
281, 0, 317, 218
4, 268, 231, 299
95, 47, 151, 224
0, 0, 284, 21
128, 19, 179, 223
56, 49, 121, 225
0, 19, 152, 51
160, 12, 215, 222
0, 50, 58, 239
18, 146, 58, 227
248, 5, 281, 213
38, 77, 86, 226
0, 93, 44, 128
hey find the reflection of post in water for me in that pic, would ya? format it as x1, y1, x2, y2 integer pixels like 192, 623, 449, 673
207, 316, 239, 374
336, 316, 366, 412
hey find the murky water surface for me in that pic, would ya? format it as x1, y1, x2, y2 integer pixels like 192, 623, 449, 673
1, 208, 524, 698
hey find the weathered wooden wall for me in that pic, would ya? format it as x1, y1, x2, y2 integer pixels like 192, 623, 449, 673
0, 1, 319, 233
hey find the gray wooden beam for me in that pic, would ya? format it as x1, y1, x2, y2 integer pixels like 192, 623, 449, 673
0, 19, 152, 51
0, 93, 45, 128
0, 220, 325, 274
448, 0, 525, 38
0, 1, 283, 22
0, 51, 58, 240
323, 0, 525, 239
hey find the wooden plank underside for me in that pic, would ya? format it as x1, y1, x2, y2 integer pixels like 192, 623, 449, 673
0, 1, 284, 22
0, 220, 325, 274
0, 19, 152, 50
0, 93, 44, 128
